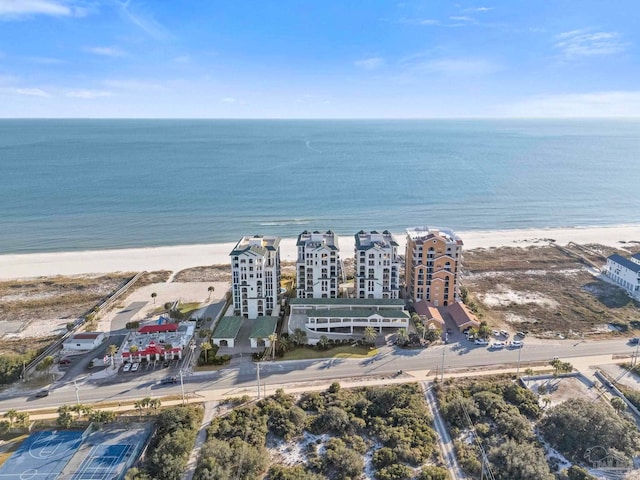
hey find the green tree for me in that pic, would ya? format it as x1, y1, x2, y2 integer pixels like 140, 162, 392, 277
125, 321, 140, 331
89, 410, 116, 423
201, 342, 212, 364
566, 465, 598, 480
610, 396, 626, 412
396, 328, 409, 346
415, 322, 426, 340
57, 405, 73, 428
107, 344, 118, 368
66, 322, 75, 332
418, 466, 451, 480
4, 409, 17, 427
291, 328, 307, 346
317, 335, 329, 350
364, 326, 378, 346
477, 321, 493, 340
151, 292, 157, 304
550, 358, 573, 376
425, 328, 441, 343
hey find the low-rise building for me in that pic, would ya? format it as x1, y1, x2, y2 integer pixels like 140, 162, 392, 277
249, 316, 278, 348
289, 298, 409, 344
211, 316, 243, 348
447, 302, 480, 332
605, 253, 640, 299
121, 321, 195, 363
354, 230, 400, 299
413, 300, 445, 331
63, 332, 105, 351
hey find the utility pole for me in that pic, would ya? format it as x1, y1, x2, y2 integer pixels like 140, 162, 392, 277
179, 369, 185, 404
256, 362, 261, 399
73, 379, 80, 405
634, 340, 640, 367
516, 345, 523, 376
440, 347, 446, 382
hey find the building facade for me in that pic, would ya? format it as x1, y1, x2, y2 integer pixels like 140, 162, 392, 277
605, 253, 640, 299
296, 230, 341, 298
354, 230, 400, 299
405, 226, 463, 306
231, 235, 281, 318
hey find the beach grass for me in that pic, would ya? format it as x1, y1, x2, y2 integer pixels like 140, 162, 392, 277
280, 345, 378, 361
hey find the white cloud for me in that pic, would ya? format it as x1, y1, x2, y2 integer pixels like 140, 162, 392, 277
115, 0, 171, 41
86, 46, 127, 57
104, 79, 165, 91
66, 89, 112, 99
411, 58, 501, 76
399, 18, 439, 26
16, 88, 50, 97
221, 97, 237, 103
554, 30, 627, 57
495, 91, 640, 117
354, 57, 385, 70
449, 16, 475, 23
464, 7, 493, 13
0, 0, 87, 19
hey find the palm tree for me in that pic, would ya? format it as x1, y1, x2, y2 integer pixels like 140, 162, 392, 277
363, 326, 378, 346
107, 344, 118, 368
318, 335, 330, 350
266, 334, 278, 360
291, 328, 307, 346
4, 409, 17, 427
415, 322, 426, 341
396, 328, 409, 346
277, 336, 291, 355
201, 342, 212, 363
207, 286, 215, 300
151, 292, 157, 304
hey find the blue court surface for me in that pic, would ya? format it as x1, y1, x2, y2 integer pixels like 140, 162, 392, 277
0, 430, 83, 480
70, 444, 133, 480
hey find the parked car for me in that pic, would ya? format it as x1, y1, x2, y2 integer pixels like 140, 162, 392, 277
161, 376, 178, 384
474, 338, 489, 345
490, 341, 505, 349
493, 330, 500, 337
35, 389, 49, 398
122, 363, 131, 372
131, 362, 139, 372
500, 330, 509, 337
509, 340, 524, 348
516, 331, 527, 338
59, 358, 72, 365
629, 337, 640, 345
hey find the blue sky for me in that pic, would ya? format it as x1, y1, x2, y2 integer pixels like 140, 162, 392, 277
0, 0, 639, 118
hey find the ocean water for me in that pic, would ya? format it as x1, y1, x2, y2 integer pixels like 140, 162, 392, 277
1, 119, 639, 254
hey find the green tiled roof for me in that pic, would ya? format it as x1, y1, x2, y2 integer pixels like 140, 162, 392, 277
290, 298, 405, 306
212, 316, 243, 339
309, 308, 409, 319
249, 316, 278, 339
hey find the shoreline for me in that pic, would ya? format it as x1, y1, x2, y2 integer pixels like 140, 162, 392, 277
1, 224, 639, 280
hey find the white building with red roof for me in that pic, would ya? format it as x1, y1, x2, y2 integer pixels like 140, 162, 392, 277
120, 321, 194, 363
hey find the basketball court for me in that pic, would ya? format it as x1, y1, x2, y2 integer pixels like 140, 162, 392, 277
0, 430, 83, 480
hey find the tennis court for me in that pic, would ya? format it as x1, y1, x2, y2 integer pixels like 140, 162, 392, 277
0, 430, 83, 480
70, 444, 133, 480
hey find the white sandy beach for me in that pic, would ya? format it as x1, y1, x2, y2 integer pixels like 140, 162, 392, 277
1, 224, 639, 280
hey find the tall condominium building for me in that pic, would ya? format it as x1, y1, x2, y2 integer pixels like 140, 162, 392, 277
296, 230, 341, 298
230, 235, 281, 318
354, 230, 400, 299
405, 226, 463, 306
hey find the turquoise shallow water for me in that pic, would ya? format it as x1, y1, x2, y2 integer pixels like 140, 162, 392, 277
1, 119, 639, 254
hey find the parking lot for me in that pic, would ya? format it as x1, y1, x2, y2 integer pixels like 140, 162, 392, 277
120, 358, 181, 374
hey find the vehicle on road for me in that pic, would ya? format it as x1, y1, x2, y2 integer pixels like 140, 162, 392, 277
509, 340, 524, 348
490, 341, 505, 349
122, 363, 131, 372
131, 363, 139, 372
474, 339, 489, 345
161, 376, 178, 384
35, 390, 49, 398
629, 337, 639, 345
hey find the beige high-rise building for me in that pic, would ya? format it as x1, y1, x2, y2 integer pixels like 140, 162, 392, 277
405, 226, 463, 306
296, 230, 341, 298
230, 235, 281, 318
354, 230, 400, 299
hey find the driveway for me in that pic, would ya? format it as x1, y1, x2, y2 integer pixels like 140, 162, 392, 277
110, 302, 148, 331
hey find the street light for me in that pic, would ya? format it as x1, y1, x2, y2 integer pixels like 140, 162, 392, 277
256, 362, 261, 399
73, 379, 80, 405
516, 345, 523, 376
179, 369, 186, 404
440, 347, 446, 382
634, 340, 640, 367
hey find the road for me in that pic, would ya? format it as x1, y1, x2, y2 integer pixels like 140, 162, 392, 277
1, 338, 637, 412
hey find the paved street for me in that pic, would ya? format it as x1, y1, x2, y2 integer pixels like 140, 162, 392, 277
1, 337, 637, 412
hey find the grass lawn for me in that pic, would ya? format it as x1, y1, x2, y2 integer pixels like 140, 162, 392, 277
280, 345, 379, 361
178, 302, 202, 317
